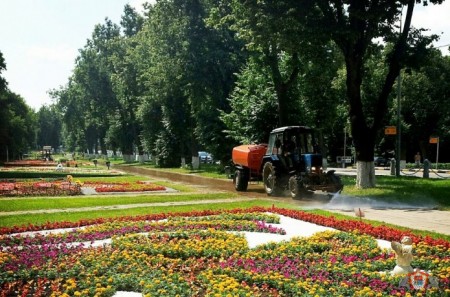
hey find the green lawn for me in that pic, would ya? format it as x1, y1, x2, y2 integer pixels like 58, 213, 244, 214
341, 175, 450, 209
0, 192, 238, 212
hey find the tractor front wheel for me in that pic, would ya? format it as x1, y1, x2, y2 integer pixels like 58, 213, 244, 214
288, 176, 300, 198
289, 176, 311, 199
263, 162, 281, 196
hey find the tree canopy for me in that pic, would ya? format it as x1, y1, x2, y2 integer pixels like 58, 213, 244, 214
44, 0, 449, 189
0, 51, 36, 161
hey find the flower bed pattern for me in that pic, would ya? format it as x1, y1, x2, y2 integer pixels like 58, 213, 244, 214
0, 180, 165, 196
0, 166, 122, 175
3, 160, 58, 167
0, 181, 81, 196
0, 207, 449, 296
83, 181, 166, 193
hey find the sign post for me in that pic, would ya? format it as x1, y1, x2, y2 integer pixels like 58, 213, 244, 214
385, 126, 397, 135
429, 137, 439, 170
385, 126, 399, 176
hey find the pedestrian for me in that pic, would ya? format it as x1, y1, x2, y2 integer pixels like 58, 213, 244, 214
414, 152, 421, 167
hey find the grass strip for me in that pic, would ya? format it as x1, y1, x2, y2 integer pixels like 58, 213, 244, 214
0, 200, 289, 228
0, 193, 238, 212
341, 175, 450, 209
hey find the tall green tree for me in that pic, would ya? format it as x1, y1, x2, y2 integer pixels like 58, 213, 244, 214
0, 51, 6, 92
0, 51, 36, 161
36, 105, 61, 150
74, 19, 121, 156
135, 0, 245, 165
215, 0, 444, 186
51, 79, 88, 153
108, 5, 145, 162
134, 0, 193, 166
223, 0, 322, 126
315, 0, 443, 187
0, 91, 36, 161
401, 49, 450, 162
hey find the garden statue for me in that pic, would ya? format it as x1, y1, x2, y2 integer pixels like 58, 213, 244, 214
390, 236, 414, 275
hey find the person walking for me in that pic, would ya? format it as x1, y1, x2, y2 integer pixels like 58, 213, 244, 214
414, 152, 421, 167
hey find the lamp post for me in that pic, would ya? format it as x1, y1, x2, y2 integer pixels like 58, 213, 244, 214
343, 128, 347, 168
396, 70, 401, 177
395, 9, 403, 177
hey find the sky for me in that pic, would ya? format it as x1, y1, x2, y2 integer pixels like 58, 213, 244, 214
0, 1, 449, 111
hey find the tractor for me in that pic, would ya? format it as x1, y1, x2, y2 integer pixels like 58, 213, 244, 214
232, 126, 343, 198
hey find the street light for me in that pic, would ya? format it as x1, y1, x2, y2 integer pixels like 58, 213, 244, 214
396, 8, 403, 177
396, 68, 401, 177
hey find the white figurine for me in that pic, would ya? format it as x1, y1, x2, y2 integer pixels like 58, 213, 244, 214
390, 236, 414, 275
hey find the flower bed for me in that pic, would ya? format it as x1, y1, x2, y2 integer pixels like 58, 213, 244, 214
83, 181, 166, 193
0, 180, 81, 196
4, 160, 57, 167
0, 208, 449, 296
0, 166, 122, 175
0, 180, 164, 196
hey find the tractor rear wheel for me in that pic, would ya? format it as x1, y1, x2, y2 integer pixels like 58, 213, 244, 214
263, 162, 281, 196
233, 169, 248, 191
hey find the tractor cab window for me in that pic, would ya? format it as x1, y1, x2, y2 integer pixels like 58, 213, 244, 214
268, 133, 283, 155
283, 133, 297, 154
297, 132, 315, 154
305, 134, 314, 153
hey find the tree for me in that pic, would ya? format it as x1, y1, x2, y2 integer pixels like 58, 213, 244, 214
51, 79, 89, 153
221, 57, 286, 145
135, 0, 245, 166
0, 51, 7, 92
0, 51, 36, 161
108, 5, 145, 162
36, 105, 61, 150
0, 91, 36, 161
64, 18, 122, 157
224, 0, 321, 126
315, 0, 442, 187
401, 49, 450, 162
134, 0, 194, 166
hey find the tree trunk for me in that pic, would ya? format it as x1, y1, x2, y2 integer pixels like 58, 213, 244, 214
265, 50, 300, 126
356, 161, 376, 188
137, 155, 145, 164
123, 154, 133, 163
